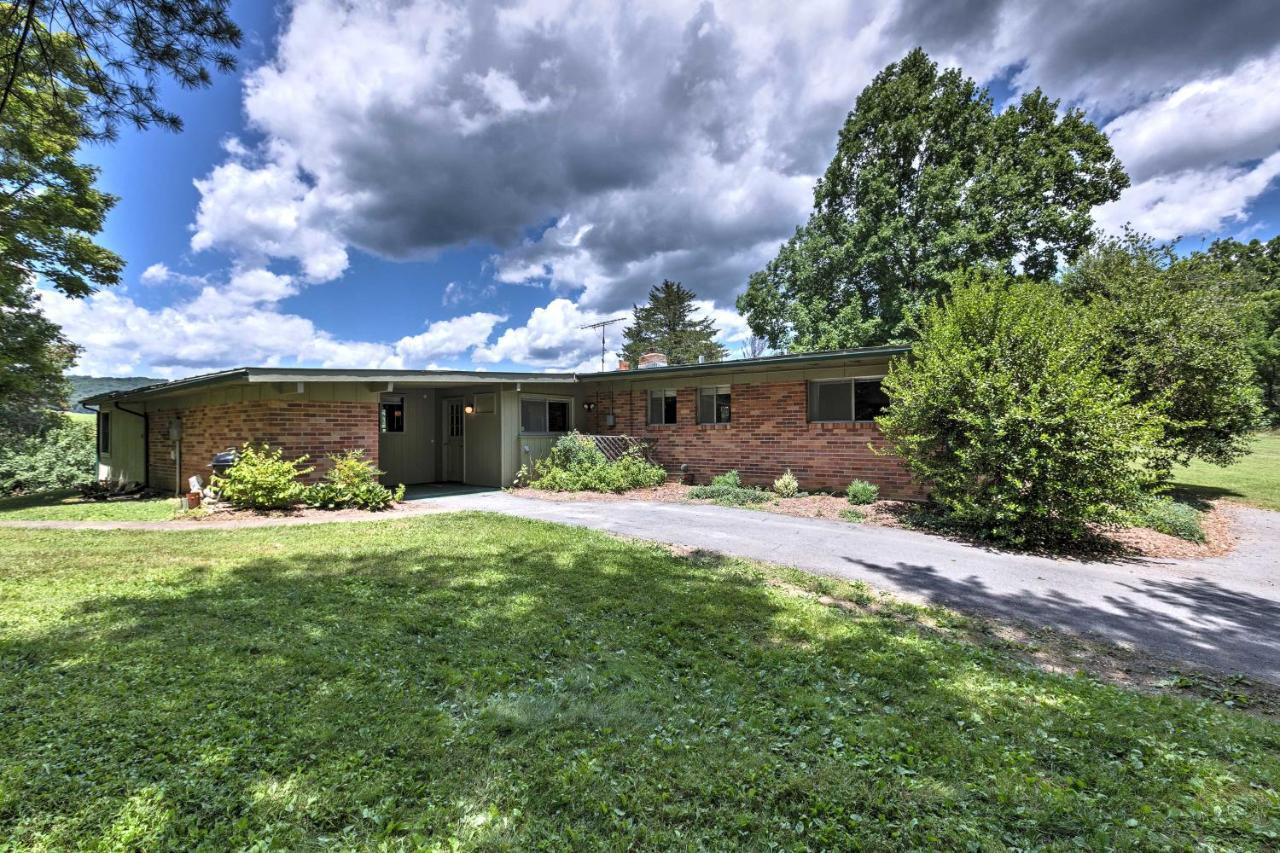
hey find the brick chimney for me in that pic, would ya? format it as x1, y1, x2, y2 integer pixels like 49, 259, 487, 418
638, 352, 668, 369
617, 359, 630, 371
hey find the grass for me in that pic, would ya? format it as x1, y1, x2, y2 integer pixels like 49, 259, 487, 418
1, 515, 1277, 848
1173, 431, 1280, 512
0, 489, 178, 521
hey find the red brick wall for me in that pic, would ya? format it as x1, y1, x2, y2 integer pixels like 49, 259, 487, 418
147, 400, 379, 493
581, 380, 922, 498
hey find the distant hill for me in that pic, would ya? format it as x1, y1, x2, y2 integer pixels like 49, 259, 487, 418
65, 376, 164, 413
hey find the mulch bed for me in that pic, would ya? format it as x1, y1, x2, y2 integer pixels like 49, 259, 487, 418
511, 485, 1238, 561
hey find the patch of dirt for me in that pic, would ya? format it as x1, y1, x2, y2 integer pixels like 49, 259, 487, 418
507, 483, 694, 503
172, 502, 414, 523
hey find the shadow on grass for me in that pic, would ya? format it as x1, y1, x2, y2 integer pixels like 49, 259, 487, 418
1169, 483, 1247, 508
0, 513, 1276, 848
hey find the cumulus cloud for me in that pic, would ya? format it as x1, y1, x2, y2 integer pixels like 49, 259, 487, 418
38, 275, 507, 377
63, 0, 1280, 377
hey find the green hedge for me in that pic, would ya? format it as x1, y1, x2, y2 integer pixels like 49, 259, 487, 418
0, 413, 96, 495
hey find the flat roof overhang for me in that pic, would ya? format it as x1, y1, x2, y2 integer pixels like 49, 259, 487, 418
582, 345, 910, 381
81, 367, 579, 406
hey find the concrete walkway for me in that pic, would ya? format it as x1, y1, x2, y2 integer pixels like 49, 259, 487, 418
5, 493, 1278, 682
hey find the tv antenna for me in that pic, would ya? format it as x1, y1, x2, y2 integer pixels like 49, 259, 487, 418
580, 317, 627, 372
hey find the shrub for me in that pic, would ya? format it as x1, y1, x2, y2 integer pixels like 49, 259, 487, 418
840, 508, 865, 523
711, 470, 742, 488
302, 449, 404, 510
845, 479, 878, 505
878, 272, 1161, 546
211, 443, 314, 510
0, 413, 96, 495
772, 469, 799, 498
1124, 494, 1205, 543
527, 433, 666, 493
1062, 233, 1265, 470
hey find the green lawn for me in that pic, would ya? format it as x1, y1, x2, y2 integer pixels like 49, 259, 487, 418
1173, 431, 1280, 512
0, 489, 178, 521
0, 515, 1276, 848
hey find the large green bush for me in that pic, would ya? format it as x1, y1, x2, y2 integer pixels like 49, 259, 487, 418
525, 433, 666, 493
302, 450, 404, 511
0, 413, 96, 495
211, 443, 313, 510
878, 272, 1160, 545
1062, 234, 1264, 470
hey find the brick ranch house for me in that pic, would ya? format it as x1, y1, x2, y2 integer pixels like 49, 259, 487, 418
83, 345, 920, 498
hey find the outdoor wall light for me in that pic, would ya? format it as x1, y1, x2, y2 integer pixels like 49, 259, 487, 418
463, 404, 475, 414
583, 401, 597, 412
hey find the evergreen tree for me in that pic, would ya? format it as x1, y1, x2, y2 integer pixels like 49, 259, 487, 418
619, 281, 728, 366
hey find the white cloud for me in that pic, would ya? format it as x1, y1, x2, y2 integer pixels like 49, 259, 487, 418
393, 312, 507, 363
474, 298, 622, 370
38, 273, 508, 377
1104, 51, 1280, 183
61, 0, 1280, 377
1095, 152, 1280, 240
191, 145, 349, 282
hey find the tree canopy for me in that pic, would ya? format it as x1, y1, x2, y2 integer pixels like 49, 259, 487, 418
1201, 236, 1280, 423
619, 281, 728, 366
1061, 233, 1264, 469
1, 0, 240, 137
738, 48, 1128, 352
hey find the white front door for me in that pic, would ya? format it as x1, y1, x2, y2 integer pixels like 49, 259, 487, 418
442, 398, 465, 482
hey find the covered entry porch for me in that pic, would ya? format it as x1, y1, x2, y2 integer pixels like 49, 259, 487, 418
376, 376, 582, 488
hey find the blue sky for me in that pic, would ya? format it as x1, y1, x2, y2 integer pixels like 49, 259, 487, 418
42, 0, 1280, 378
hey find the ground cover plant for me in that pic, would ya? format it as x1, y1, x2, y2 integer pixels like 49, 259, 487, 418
523, 432, 666, 493
1123, 494, 1206, 543
1173, 431, 1280, 512
0, 515, 1276, 848
0, 488, 176, 521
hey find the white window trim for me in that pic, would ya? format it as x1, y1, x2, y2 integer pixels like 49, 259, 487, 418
519, 394, 574, 435
808, 375, 887, 423
698, 384, 732, 425
648, 388, 679, 426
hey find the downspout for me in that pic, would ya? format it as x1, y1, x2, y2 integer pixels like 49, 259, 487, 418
113, 402, 150, 489
83, 404, 99, 477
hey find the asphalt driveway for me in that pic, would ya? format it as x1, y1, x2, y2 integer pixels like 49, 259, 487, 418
424, 492, 1280, 683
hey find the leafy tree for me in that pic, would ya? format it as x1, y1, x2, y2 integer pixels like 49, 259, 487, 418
620, 280, 728, 365
738, 48, 1128, 352
878, 271, 1159, 545
1062, 233, 1264, 469
1, 18, 122, 299
1, 0, 240, 137
0, 276, 77, 441
1202, 236, 1280, 423
0, 410, 95, 494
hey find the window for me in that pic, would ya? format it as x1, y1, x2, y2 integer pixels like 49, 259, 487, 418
854, 378, 890, 421
380, 400, 404, 433
97, 411, 111, 453
807, 378, 888, 422
648, 389, 678, 425
698, 385, 731, 424
520, 397, 571, 434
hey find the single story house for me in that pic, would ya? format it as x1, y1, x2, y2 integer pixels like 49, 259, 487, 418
83, 345, 921, 498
